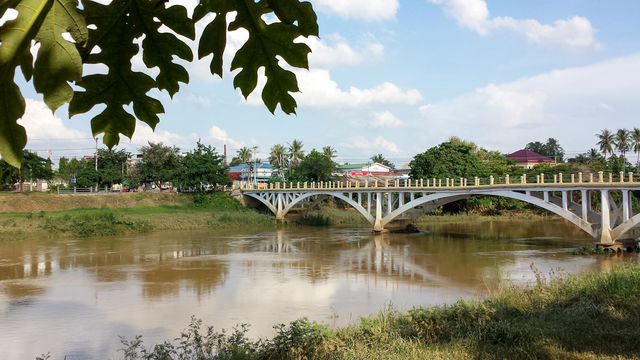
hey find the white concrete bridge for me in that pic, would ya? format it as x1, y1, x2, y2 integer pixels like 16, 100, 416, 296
237, 171, 640, 245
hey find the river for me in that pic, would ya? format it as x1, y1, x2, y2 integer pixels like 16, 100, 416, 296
0, 218, 636, 359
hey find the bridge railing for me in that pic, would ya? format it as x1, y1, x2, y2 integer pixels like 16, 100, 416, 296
239, 171, 636, 191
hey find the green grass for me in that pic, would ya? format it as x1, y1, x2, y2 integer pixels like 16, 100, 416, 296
120, 263, 640, 360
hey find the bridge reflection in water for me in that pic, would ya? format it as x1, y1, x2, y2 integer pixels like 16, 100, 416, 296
239, 172, 640, 244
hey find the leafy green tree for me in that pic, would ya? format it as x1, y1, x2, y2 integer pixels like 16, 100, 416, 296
596, 129, 615, 159
74, 163, 99, 187
296, 150, 334, 182
615, 128, 631, 164
134, 142, 181, 186
1, 150, 54, 189
525, 138, 564, 161
370, 153, 394, 169
0, 0, 319, 168
409, 142, 488, 179
288, 139, 304, 167
96, 148, 129, 186
174, 141, 229, 191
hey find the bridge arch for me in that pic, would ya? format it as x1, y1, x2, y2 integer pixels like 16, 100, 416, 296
381, 191, 597, 238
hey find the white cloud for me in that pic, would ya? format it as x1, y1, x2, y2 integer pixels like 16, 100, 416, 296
346, 135, 399, 154
427, 0, 600, 49
372, 111, 404, 128
413, 53, 640, 153
303, 35, 384, 68
246, 69, 422, 109
128, 122, 197, 149
312, 0, 399, 21
374, 136, 399, 153
208, 125, 243, 149
18, 99, 87, 140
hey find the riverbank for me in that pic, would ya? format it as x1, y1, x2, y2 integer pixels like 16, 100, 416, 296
0, 191, 556, 240
120, 262, 640, 359
0, 192, 277, 240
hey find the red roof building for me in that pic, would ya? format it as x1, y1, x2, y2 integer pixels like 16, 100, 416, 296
506, 149, 557, 169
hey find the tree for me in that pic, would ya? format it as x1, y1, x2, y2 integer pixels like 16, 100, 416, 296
615, 128, 631, 158
174, 141, 229, 191
370, 154, 395, 170
269, 144, 287, 167
632, 128, 640, 168
288, 139, 304, 167
236, 147, 253, 164
525, 138, 564, 161
296, 150, 334, 182
0, 0, 319, 168
409, 142, 487, 179
596, 129, 615, 159
322, 146, 337, 159
135, 142, 181, 187
96, 148, 129, 186
0, 150, 54, 190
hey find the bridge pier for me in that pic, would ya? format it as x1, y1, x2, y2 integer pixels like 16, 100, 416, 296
374, 192, 385, 232
600, 189, 613, 244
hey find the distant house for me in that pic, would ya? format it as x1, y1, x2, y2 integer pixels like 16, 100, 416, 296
229, 163, 274, 185
506, 149, 557, 169
335, 162, 392, 175
335, 162, 405, 185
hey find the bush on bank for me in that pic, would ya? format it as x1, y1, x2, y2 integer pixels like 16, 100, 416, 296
120, 263, 640, 360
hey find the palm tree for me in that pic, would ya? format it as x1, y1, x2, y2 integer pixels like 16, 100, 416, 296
371, 154, 394, 169
632, 127, 640, 167
615, 129, 631, 172
596, 129, 614, 159
236, 147, 252, 164
587, 148, 600, 163
288, 139, 304, 167
322, 146, 337, 159
269, 144, 287, 167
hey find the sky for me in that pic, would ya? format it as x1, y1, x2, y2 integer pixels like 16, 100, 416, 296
5, 0, 640, 167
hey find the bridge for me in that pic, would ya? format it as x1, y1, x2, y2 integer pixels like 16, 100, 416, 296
237, 171, 640, 246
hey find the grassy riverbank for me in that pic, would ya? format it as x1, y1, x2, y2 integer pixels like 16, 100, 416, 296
121, 263, 640, 359
0, 192, 276, 240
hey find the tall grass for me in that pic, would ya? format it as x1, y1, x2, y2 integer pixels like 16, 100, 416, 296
120, 263, 640, 359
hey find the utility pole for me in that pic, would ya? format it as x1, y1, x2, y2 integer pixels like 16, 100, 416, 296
94, 137, 98, 170
252, 146, 258, 186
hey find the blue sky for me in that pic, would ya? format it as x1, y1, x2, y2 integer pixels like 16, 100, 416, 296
7, 0, 640, 166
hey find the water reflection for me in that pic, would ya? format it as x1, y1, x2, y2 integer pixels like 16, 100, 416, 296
0, 219, 638, 359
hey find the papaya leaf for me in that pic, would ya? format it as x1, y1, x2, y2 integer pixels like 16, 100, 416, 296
0, 0, 53, 167
266, 0, 318, 37
0, 67, 27, 168
69, 0, 174, 147
197, 0, 317, 114
33, 0, 87, 111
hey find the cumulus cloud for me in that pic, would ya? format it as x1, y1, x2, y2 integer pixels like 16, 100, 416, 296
208, 125, 243, 149
245, 69, 422, 109
372, 111, 404, 128
303, 35, 384, 68
312, 0, 399, 21
128, 122, 197, 149
19, 99, 87, 140
347, 135, 399, 154
414, 53, 640, 153
427, 0, 600, 49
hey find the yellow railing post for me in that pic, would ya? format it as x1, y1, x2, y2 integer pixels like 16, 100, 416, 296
620, 171, 625, 183
490, 176, 494, 185
629, 172, 634, 183
578, 172, 582, 183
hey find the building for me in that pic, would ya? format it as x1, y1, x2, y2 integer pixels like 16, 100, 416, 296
335, 162, 405, 185
506, 149, 557, 169
229, 163, 275, 186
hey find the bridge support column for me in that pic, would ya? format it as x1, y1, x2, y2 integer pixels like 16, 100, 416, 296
562, 191, 568, 211
600, 189, 613, 244
581, 190, 589, 222
275, 193, 285, 221
623, 190, 630, 221
374, 192, 384, 232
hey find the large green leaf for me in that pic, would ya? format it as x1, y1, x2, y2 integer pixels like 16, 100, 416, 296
0, 0, 52, 167
70, 0, 191, 146
197, 0, 318, 114
33, 0, 86, 111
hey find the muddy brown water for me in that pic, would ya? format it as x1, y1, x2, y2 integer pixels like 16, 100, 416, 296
0, 218, 637, 359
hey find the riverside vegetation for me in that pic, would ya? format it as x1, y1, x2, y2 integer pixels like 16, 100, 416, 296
117, 263, 640, 360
